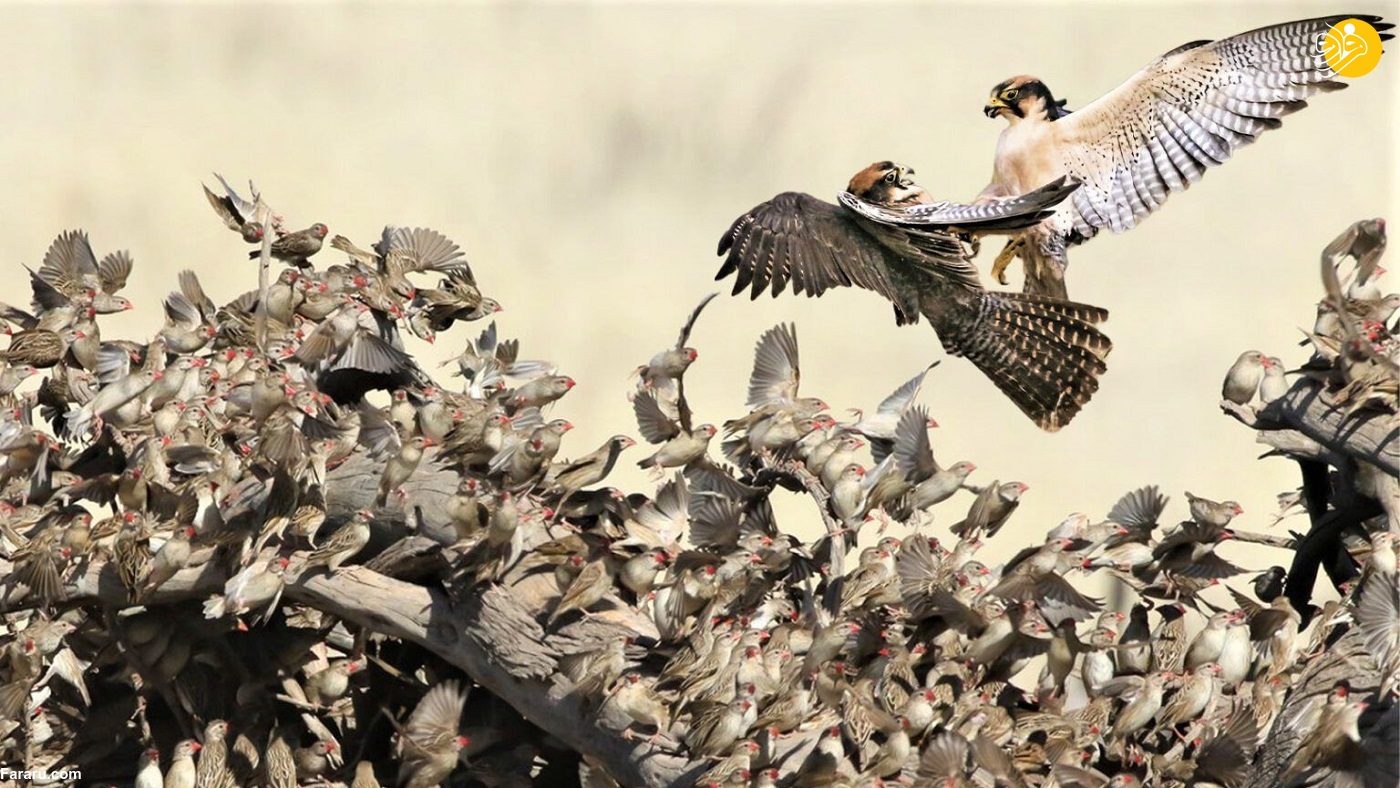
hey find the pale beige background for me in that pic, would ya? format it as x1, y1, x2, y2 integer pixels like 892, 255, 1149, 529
0, 3, 1393, 580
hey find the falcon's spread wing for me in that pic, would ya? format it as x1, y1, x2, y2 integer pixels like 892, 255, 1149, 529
716, 192, 934, 323
1051, 14, 1393, 237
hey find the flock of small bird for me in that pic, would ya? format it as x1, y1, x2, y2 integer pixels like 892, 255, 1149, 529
0, 180, 1393, 787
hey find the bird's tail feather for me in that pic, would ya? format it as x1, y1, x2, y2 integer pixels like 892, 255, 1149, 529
938, 292, 1111, 431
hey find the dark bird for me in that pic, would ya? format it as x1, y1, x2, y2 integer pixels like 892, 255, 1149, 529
716, 161, 1111, 431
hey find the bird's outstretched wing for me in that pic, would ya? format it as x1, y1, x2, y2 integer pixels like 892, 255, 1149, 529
839, 176, 1079, 232
1051, 15, 1392, 237
716, 192, 922, 319
747, 323, 800, 409
674, 292, 718, 351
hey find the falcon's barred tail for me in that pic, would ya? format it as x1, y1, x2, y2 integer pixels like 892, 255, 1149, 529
933, 292, 1111, 431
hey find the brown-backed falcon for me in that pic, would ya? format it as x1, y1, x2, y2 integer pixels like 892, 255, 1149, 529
716, 161, 1112, 432
968, 14, 1392, 298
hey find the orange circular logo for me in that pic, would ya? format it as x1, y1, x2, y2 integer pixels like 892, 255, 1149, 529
1319, 18, 1384, 78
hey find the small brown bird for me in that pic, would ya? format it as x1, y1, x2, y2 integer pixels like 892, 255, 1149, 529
304, 509, 372, 573
395, 679, 469, 788
377, 436, 431, 506
549, 559, 615, 625
1221, 350, 1267, 404
2, 327, 76, 369
305, 657, 365, 705
685, 697, 755, 758
203, 556, 290, 627
164, 739, 202, 788
294, 740, 336, 780
194, 720, 230, 788
136, 747, 163, 788
951, 480, 1027, 538
1183, 492, 1243, 528
607, 672, 670, 742
264, 728, 297, 788
252, 223, 329, 268
545, 434, 635, 504
141, 526, 194, 600
203, 174, 265, 243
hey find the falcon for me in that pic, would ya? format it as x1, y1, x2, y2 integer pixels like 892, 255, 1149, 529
716, 161, 1112, 431
973, 14, 1393, 297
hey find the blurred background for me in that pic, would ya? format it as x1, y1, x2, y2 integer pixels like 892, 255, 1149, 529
0, 2, 1392, 590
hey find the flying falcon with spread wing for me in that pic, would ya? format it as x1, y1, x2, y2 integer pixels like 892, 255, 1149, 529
716, 161, 1112, 431
965, 14, 1393, 297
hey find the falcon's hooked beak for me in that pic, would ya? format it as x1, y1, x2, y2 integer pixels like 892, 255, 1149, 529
983, 95, 1010, 119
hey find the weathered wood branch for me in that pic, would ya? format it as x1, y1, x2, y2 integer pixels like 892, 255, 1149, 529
1220, 379, 1399, 477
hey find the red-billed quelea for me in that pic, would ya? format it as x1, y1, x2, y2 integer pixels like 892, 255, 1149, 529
194, 719, 229, 788
203, 555, 290, 628
165, 739, 202, 788
634, 390, 716, 471
305, 657, 365, 706
251, 223, 329, 269
1221, 350, 1268, 405
304, 509, 372, 573
394, 679, 469, 788
606, 672, 670, 743
377, 435, 431, 506
633, 292, 716, 401
140, 525, 194, 601
203, 174, 265, 243
951, 480, 1026, 539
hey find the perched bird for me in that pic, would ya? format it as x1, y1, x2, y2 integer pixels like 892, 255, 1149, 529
195, 720, 230, 788
203, 556, 290, 627
136, 747, 163, 788
545, 435, 635, 504
1257, 357, 1290, 405
1221, 350, 1268, 404
378, 436, 432, 505
303, 509, 373, 573
717, 162, 1111, 430
305, 657, 365, 706
165, 739, 202, 788
140, 526, 194, 600
252, 223, 329, 268
976, 15, 1394, 296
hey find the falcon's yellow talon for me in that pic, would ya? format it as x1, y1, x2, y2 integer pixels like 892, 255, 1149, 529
992, 241, 1020, 286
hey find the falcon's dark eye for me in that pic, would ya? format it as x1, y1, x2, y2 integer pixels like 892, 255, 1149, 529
1003, 88, 1019, 101
883, 171, 897, 184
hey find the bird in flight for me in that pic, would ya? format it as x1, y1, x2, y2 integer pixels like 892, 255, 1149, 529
716, 161, 1112, 431
971, 14, 1393, 298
